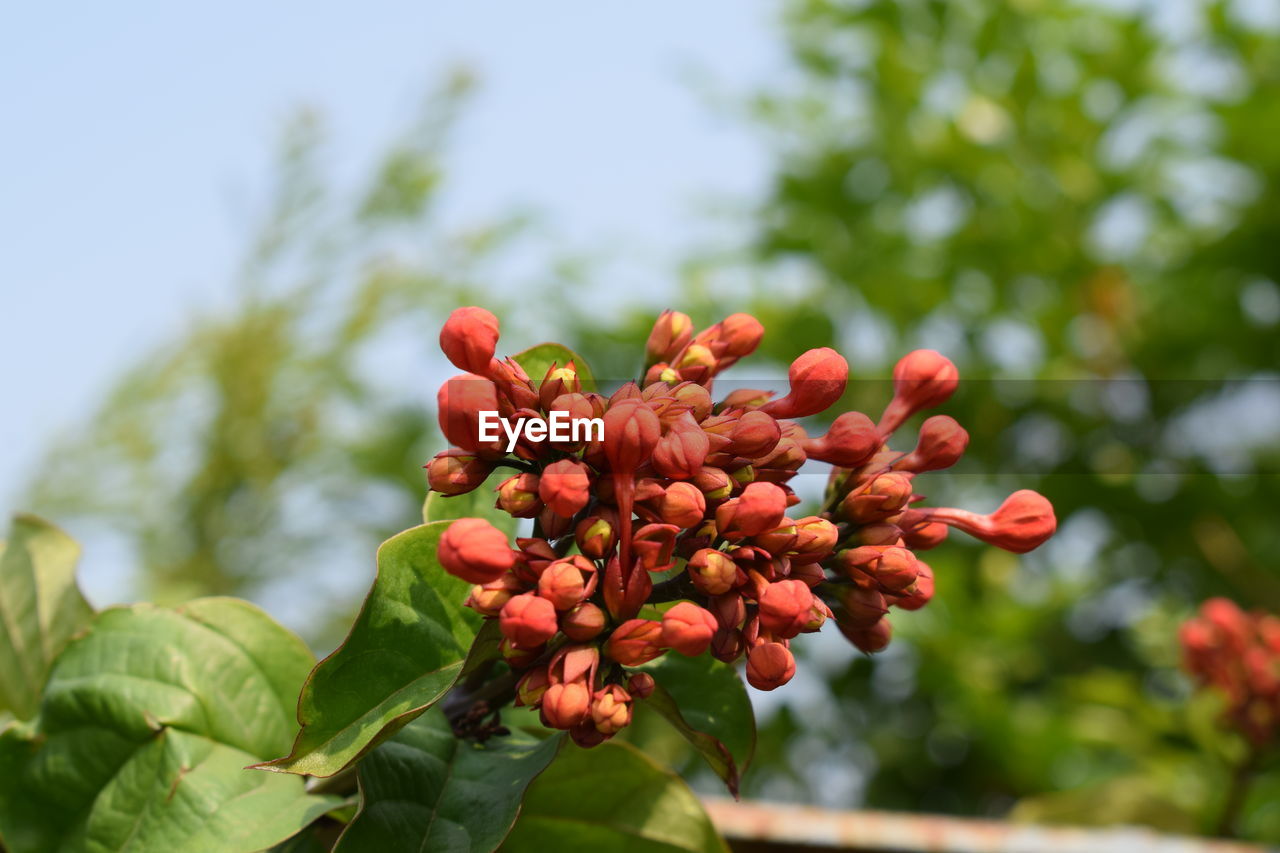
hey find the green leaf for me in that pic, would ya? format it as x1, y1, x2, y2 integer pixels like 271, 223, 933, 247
0, 597, 337, 853
638, 653, 756, 797
258, 522, 482, 777
511, 343, 597, 392
335, 709, 563, 852
0, 513, 93, 720
423, 473, 517, 537
500, 740, 728, 853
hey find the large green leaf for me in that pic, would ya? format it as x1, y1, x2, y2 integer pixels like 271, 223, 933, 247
500, 740, 728, 853
258, 522, 482, 777
511, 343, 597, 392
0, 597, 337, 853
0, 513, 93, 720
335, 709, 563, 852
638, 653, 756, 797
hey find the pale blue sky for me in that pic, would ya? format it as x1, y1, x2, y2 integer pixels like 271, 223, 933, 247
0, 2, 782, 517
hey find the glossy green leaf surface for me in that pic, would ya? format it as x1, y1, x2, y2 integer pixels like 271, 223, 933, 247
639, 653, 756, 796
259, 522, 482, 777
336, 709, 563, 852
0, 513, 93, 720
500, 740, 728, 853
0, 597, 336, 853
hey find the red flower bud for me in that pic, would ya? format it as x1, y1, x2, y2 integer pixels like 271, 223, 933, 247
496, 472, 543, 518
839, 472, 914, 524
710, 627, 746, 662
791, 516, 839, 564
799, 411, 880, 467
590, 684, 634, 735
515, 666, 551, 706
657, 482, 706, 529
440, 306, 500, 375
661, 602, 718, 656
838, 585, 888, 628
438, 518, 516, 583
709, 592, 747, 630
437, 373, 503, 453
465, 572, 522, 616
716, 482, 788, 539
894, 415, 969, 473
627, 672, 656, 700
425, 448, 494, 496
603, 399, 662, 473
548, 643, 600, 686
839, 616, 893, 653
878, 349, 959, 435
537, 555, 598, 611
897, 509, 948, 550
715, 313, 766, 359
688, 548, 740, 595
759, 348, 849, 419
746, 642, 796, 690
538, 362, 582, 411
541, 681, 591, 729
728, 411, 782, 459
537, 506, 573, 540
675, 343, 717, 384
499, 593, 559, 648
692, 467, 733, 502
754, 522, 799, 557
651, 413, 710, 479
758, 579, 815, 639
500, 638, 543, 669
669, 381, 714, 422
575, 513, 617, 560
538, 459, 592, 518
605, 619, 665, 666
893, 561, 935, 611
561, 601, 607, 641
721, 388, 774, 409
632, 523, 680, 572
923, 489, 1056, 554
645, 310, 694, 368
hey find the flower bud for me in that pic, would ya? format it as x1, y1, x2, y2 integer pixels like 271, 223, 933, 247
661, 602, 718, 656
923, 489, 1056, 554
716, 482, 788, 539
716, 313, 766, 359
499, 593, 559, 648
721, 388, 774, 409
539, 459, 592, 518
465, 572, 522, 616
759, 348, 849, 419
838, 585, 888, 628
799, 411, 880, 467
652, 413, 710, 479
437, 373, 503, 453
575, 513, 617, 560
539, 362, 582, 411
746, 642, 796, 690
669, 381, 714, 422
548, 643, 600, 686
675, 343, 717, 383
541, 681, 591, 729
645, 310, 694, 368
839, 472, 914, 524
515, 666, 551, 706
657, 482, 707, 529
438, 518, 516, 583
627, 672, 656, 700
605, 619, 665, 666
693, 467, 733, 502
710, 627, 746, 662
896, 509, 948, 550
632, 523, 680, 572
496, 473, 543, 518
841, 616, 893, 653
791, 517, 839, 564
537, 555, 598, 611
878, 349, 959, 435
561, 602, 607, 641
895, 415, 969, 473
688, 548, 740, 595
757, 579, 815, 639
537, 506, 573, 540
515, 537, 558, 581
893, 561, 935, 611
728, 411, 782, 459
440, 306, 500, 375
590, 685, 634, 735
501, 637, 543, 669
603, 399, 662, 473
753, 522, 799, 557
425, 448, 494, 496
709, 592, 747, 630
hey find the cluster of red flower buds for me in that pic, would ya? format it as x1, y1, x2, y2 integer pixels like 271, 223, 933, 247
427, 307, 1056, 747
1181, 598, 1280, 747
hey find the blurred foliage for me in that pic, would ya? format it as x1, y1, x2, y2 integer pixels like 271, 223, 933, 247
23, 0, 1280, 844
601, 0, 1280, 841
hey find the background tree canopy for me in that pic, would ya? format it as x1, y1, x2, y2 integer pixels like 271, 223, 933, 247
22, 0, 1280, 843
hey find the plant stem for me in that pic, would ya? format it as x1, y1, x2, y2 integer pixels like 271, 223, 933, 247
1216, 751, 1258, 838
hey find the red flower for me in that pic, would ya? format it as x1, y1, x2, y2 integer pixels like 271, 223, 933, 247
440, 306, 500, 375
425, 448, 494, 496
661, 602, 718, 656
746, 642, 796, 690
877, 349, 959, 435
922, 489, 1057, 554
499, 593, 558, 648
438, 518, 515, 583
605, 619, 665, 666
760, 348, 849, 419
758, 580, 815, 639
716, 482, 788, 540
539, 459, 592, 518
